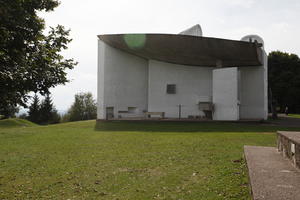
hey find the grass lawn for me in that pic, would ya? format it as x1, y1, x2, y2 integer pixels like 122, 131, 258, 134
1, 120, 300, 200
289, 114, 300, 119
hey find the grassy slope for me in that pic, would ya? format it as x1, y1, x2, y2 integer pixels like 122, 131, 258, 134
0, 118, 37, 128
0, 120, 299, 200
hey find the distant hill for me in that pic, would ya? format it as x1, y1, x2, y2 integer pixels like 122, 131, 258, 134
0, 118, 37, 128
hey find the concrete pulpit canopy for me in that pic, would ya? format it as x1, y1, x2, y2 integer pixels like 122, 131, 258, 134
179, 24, 203, 37
98, 33, 263, 68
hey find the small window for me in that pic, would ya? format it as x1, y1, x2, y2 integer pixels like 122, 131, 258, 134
166, 84, 176, 94
128, 107, 137, 114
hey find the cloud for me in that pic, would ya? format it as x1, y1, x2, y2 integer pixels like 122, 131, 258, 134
226, 0, 255, 8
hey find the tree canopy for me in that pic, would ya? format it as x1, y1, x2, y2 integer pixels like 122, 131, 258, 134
268, 51, 300, 113
0, 0, 77, 117
67, 92, 97, 122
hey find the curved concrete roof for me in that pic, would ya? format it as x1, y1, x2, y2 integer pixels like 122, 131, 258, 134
98, 34, 263, 67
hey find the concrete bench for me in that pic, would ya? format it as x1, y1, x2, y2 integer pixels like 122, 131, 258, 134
145, 112, 165, 119
277, 131, 300, 169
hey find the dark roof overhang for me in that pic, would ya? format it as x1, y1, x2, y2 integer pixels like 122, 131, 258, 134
98, 34, 263, 67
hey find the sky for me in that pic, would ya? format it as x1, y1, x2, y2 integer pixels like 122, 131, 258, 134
39, 0, 300, 113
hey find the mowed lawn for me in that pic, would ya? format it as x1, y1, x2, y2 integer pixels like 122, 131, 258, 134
1, 120, 300, 200
289, 114, 300, 119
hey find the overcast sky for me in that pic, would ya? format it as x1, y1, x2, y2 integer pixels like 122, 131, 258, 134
39, 0, 300, 112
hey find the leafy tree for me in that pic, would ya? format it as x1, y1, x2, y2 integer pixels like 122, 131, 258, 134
84, 93, 98, 120
68, 92, 97, 122
0, 0, 77, 118
68, 94, 85, 121
39, 94, 60, 124
268, 51, 300, 114
28, 94, 41, 123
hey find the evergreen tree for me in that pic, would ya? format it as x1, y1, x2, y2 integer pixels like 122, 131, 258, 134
40, 94, 60, 124
28, 94, 41, 123
40, 94, 53, 124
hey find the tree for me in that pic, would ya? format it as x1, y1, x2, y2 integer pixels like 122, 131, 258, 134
28, 94, 41, 123
68, 92, 97, 122
268, 51, 300, 114
39, 94, 60, 124
0, 105, 19, 119
27, 94, 60, 124
0, 0, 77, 118
84, 93, 98, 120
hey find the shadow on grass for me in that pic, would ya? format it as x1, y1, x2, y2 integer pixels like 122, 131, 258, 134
94, 120, 300, 133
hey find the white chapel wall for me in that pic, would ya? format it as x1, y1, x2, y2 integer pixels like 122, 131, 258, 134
148, 60, 213, 118
97, 40, 148, 119
212, 67, 239, 121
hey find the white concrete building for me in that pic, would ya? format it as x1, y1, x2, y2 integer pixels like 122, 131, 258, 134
97, 25, 268, 121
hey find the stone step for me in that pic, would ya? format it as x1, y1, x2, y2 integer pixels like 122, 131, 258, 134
244, 146, 300, 200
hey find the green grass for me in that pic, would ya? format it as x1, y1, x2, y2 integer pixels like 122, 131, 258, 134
289, 114, 300, 118
0, 120, 299, 199
0, 118, 37, 128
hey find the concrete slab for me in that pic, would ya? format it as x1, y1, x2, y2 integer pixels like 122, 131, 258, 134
244, 146, 300, 200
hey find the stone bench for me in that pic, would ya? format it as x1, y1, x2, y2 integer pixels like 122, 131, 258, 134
277, 131, 300, 169
145, 112, 165, 119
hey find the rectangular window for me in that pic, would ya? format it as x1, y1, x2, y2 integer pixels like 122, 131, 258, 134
166, 84, 176, 94
128, 107, 137, 114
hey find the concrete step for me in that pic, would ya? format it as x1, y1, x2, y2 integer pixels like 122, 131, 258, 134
244, 146, 300, 200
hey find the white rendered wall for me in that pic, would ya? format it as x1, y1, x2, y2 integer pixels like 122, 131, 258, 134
148, 60, 212, 118
97, 40, 148, 119
212, 68, 239, 121
97, 40, 105, 119
239, 51, 268, 120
